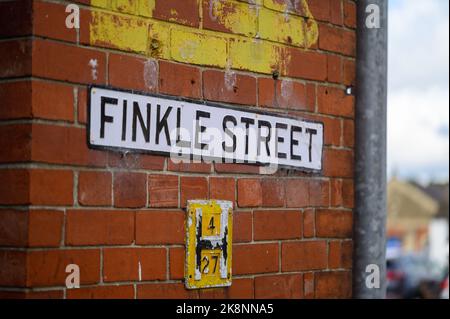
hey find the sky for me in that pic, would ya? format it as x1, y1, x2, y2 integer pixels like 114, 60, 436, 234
388, 0, 449, 184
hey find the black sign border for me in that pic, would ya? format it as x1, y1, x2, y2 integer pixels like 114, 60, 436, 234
87, 84, 325, 174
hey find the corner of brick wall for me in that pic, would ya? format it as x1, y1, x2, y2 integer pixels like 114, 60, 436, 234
0, 0, 356, 299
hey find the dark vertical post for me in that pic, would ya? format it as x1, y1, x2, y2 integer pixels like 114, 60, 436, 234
353, 0, 388, 299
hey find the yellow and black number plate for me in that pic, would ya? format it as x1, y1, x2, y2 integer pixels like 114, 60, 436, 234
185, 200, 233, 289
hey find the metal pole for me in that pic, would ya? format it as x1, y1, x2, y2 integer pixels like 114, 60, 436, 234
353, 0, 388, 299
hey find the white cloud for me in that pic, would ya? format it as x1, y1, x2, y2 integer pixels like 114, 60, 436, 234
388, 0, 449, 182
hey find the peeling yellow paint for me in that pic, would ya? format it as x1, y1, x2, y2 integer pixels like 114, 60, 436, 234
89, 11, 149, 53
171, 29, 227, 67
87, 0, 318, 75
138, 0, 156, 17
229, 38, 290, 74
148, 20, 171, 59
259, 8, 305, 46
208, 0, 258, 37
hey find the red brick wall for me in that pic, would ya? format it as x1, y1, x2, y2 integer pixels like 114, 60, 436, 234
0, 0, 355, 299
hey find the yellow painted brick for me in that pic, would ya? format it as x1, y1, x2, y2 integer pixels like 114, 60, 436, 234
171, 29, 227, 68
90, 11, 149, 54
229, 38, 289, 74
111, 0, 136, 14
148, 20, 171, 59
91, 0, 109, 8
208, 0, 258, 37
263, 0, 290, 12
259, 8, 305, 47
138, 0, 156, 17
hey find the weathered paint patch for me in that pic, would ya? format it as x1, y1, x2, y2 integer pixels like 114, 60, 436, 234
259, 7, 305, 46
89, 10, 149, 53
229, 38, 291, 74
143, 59, 158, 91
171, 29, 227, 68
148, 21, 171, 59
208, 0, 258, 37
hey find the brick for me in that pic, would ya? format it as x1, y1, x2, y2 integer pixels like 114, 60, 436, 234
136, 211, 184, 244
27, 249, 100, 287
0, 124, 32, 163
215, 163, 260, 175
109, 54, 157, 92
329, 0, 343, 25
318, 86, 354, 118
285, 49, 327, 81
343, 119, 354, 148
303, 209, 315, 238
159, 61, 201, 99
237, 179, 262, 208
323, 149, 353, 178
304, 272, 315, 298
229, 37, 291, 75
327, 55, 342, 83
329, 240, 353, 269
261, 179, 285, 207
80, 9, 148, 54
227, 278, 254, 299
203, 70, 257, 106
316, 209, 353, 238
154, 0, 200, 27
330, 179, 344, 207
103, 248, 166, 282
108, 152, 165, 170
77, 86, 88, 124
0, 169, 29, 205
113, 172, 147, 208
254, 210, 302, 240
33, 0, 77, 42
319, 24, 356, 56
233, 244, 278, 275
78, 171, 112, 206
30, 169, 73, 206
315, 271, 352, 298
171, 29, 227, 68
0, 0, 32, 37
0, 81, 32, 119
259, 8, 305, 46
66, 210, 134, 245
168, 160, 212, 173
32, 81, 75, 122
281, 241, 327, 271
286, 179, 329, 208
308, 0, 331, 22
258, 78, 311, 111
180, 176, 208, 207
343, 58, 356, 86
210, 177, 235, 203
67, 285, 134, 299
255, 274, 303, 299
0, 250, 27, 287
321, 116, 342, 146
32, 124, 107, 167
0, 40, 32, 78
342, 179, 354, 208
148, 175, 178, 208
137, 283, 198, 299
203, 0, 257, 37
344, 0, 357, 28
234, 211, 252, 243
0, 210, 28, 247
169, 247, 184, 280
32, 39, 106, 84
28, 210, 63, 247
0, 290, 63, 299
